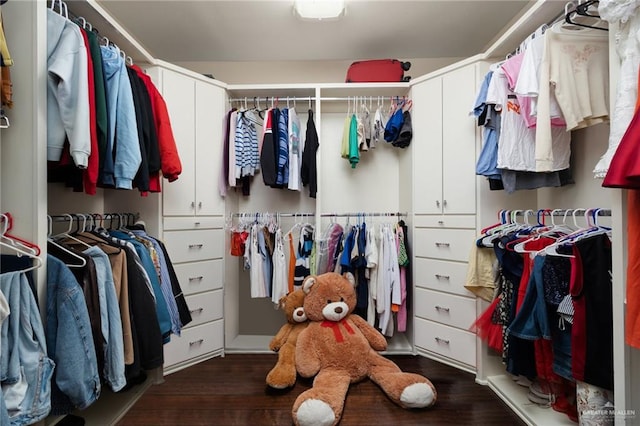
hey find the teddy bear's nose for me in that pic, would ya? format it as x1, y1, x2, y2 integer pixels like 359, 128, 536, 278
296, 310, 304, 317
335, 306, 343, 314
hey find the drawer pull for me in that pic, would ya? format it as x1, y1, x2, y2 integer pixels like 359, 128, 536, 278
435, 305, 450, 312
437, 220, 444, 225
189, 307, 204, 315
435, 242, 450, 247
188, 276, 204, 281
198, 202, 202, 209
443, 200, 448, 207
188, 244, 204, 249
436, 200, 440, 207
191, 201, 196, 208
434, 274, 450, 280
435, 337, 450, 345
189, 339, 204, 346
194, 221, 201, 226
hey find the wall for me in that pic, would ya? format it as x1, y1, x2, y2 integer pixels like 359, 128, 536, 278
176, 58, 463, 84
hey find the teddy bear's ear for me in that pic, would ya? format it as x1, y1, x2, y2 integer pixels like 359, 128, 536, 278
302, 276, 317, 294
343, 272, 356, 287
276, 295, 287, 310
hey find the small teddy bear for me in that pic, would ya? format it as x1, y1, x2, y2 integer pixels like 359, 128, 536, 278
266, 289, 309, 389
292, 272, 436, 426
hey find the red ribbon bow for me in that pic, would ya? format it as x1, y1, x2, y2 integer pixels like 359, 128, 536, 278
321, 319, 355, 343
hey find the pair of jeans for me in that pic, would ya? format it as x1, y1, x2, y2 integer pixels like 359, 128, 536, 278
1, 271, 55, 425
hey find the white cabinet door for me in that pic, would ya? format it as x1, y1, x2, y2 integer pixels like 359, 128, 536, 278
442, 65, 477, 215
411, 77, 443, 215
161, 70, 196, 216
195, 81, 226, 216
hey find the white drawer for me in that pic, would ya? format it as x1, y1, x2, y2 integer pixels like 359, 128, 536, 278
414, 215, 475, 229
163, 229, 224, 263
164, 319, 224, 367
164, 216, 224, 231
174, 259, 223, 296
414, 318, 476, 367
184, 289, 223, 328
414, 228, 475, 262
414, 288, 476, 330
414, 258, 474, 297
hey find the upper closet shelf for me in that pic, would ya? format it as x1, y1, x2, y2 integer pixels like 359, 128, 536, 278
67, 0, 156, 64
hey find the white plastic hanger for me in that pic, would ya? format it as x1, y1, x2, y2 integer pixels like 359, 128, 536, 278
0, 214, 43, 273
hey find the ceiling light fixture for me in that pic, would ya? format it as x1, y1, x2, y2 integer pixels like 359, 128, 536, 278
294, 0, 346, 21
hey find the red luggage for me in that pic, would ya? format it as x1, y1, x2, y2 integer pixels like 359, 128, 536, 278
345, 59, 411, 83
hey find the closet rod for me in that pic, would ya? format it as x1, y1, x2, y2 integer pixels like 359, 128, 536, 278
227, 96, 408, 103
230, 212, 406, 218
321, 212, 407, 218
231, 212, 315, 218
508, 208, 611, 217
48, 213, 140, 222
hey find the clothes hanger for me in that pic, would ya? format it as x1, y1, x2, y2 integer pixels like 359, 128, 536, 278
1, 212, 41, 255
53, 214, 92, 249
47, 215, 87, 268
0, 236, 43, 273
563, 1, 607, 31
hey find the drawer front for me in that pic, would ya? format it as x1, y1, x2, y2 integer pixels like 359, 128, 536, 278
163, 229, 224, 263
174, 259, 223, 296
184, 289, 224, 328
414, 318, 476, 367
414, 215, 475, 229
164, 319, 224, 367
414, 288, 476, 330
163, 216, 224, 231
414, 258, 473, 297
414, 228, 475, 262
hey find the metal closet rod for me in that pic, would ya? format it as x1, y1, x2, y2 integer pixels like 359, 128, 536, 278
508, 208, 611, 216
227, 96, 408, 103
231, 212, 406, 217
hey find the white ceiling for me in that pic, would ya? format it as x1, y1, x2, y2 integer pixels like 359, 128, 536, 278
89, 0, 538, 63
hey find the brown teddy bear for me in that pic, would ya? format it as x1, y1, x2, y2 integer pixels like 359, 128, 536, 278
266, 289, 309, 389
292, 272, 436, 426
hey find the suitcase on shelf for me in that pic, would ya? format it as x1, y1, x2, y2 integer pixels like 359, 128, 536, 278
345, 59, 411, 83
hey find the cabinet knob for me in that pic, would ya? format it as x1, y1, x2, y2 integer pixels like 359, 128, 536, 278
436, 200, 440, 207
437, 220, 444, 225
435, 305, 450, 312
191, 201, 196, 208
434, 274, 450, 280
198, 201, 202, 209
435, 242, 450, 248
189, 339, 204, 346
443, 200, 448, 207
188, 244, 204, 249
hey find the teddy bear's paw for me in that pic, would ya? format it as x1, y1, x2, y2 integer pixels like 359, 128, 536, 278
400, 383, 436, 408
295, 398, 336, 426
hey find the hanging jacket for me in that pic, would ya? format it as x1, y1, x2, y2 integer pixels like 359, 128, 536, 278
79, 28, 99, 196
100, 45, 141, 189
261, 108, 278, 187
131, 65, 182, 186
275, 108, 289, 187
1, 271, 55, 423
46, 9, 91, 168
301, 109, 319, 198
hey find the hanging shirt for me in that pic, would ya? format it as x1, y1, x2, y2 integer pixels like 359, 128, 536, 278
287, 107, 302, 191
535, 23, 609, 172
275, 108, 289, 186
271, 228, 288, 305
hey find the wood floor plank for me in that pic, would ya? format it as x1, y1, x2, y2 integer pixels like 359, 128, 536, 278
117, 354, 527, 425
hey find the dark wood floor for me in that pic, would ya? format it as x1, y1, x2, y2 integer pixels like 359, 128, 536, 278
116, 354, 526, 426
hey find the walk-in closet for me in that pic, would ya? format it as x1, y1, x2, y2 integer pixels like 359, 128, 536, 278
1, 0, 636, 425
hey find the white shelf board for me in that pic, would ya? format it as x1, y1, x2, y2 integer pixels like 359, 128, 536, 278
487, 374, 576, 426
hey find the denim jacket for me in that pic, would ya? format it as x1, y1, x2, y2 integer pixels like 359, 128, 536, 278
46, 255, 100, 413
0, 271, 55, 425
